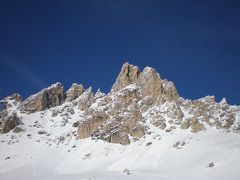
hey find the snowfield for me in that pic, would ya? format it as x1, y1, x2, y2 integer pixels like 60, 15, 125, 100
1, 109, 240, 180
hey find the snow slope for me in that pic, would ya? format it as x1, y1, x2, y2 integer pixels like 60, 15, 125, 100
0, 103, 240, 180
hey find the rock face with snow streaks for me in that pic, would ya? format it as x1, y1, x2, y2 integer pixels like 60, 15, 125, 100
19, 82, 65, 113
0, 112, 21, 133
75, 63, 240, 144
66, 83, 84, 101
1, 62, 239, 145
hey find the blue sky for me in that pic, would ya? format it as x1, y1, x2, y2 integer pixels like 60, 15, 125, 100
0, 0, 240, 105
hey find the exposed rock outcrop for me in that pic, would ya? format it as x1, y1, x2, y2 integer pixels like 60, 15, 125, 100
76, 87, 94, 111
0, 102, 5, 111
1, 62, 239, 146
150, 114, 167, 130
112, 62, 140, 91
112, 63, 179, 103
180, 117, 204, 133
130, 125, 145, 138
9, 93, 22, 102
0, 112, 21, 134
109, 130, 130, 145
66, 83, 84, 101
77, 112, 109, 139
76, 63, 203, 144
0, 93, 22, 110
161, 80, 179, 101
20, 83, 65, 113
137, 67, 162, 98
0, 109, 8, 123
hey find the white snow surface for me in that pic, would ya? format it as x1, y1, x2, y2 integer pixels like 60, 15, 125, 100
0, 104, 240, 180
1, 92, 240, 180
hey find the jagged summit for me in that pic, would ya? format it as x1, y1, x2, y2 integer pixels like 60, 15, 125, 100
19, 82, 65, 113
0, 63, 240, 145
66, 83, 84, 102
112, 62, 141, 91
112, 62, 178, 102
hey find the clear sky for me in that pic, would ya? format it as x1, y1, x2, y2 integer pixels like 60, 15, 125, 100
0, 0, 239, 105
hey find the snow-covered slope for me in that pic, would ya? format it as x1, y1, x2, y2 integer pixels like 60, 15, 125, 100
1, 117, 239, 180
0, 63, 240, 180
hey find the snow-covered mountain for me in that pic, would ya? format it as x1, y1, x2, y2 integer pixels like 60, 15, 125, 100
0, 62, 240, 180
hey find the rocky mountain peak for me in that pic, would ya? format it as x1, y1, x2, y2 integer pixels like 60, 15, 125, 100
111, 63, 178, 103
0, 63, 239, 146
137, 66, 163, 99
220, 97, 228, 105
0, 112, 21, 134
112, 62, 141, 91
94, 89, 106, 99
8, 93, 22, 102
19, 82, 65, 113
75, 87, 94, 111
66, 83, 84, 101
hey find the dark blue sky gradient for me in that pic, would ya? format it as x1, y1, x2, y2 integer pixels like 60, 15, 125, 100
0, 0, 240, 105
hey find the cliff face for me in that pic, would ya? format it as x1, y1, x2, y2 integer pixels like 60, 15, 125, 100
0, 94, 22, 133
0, 63, 240, 145
75, 62, 181, 144
19, 82, 65, 113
